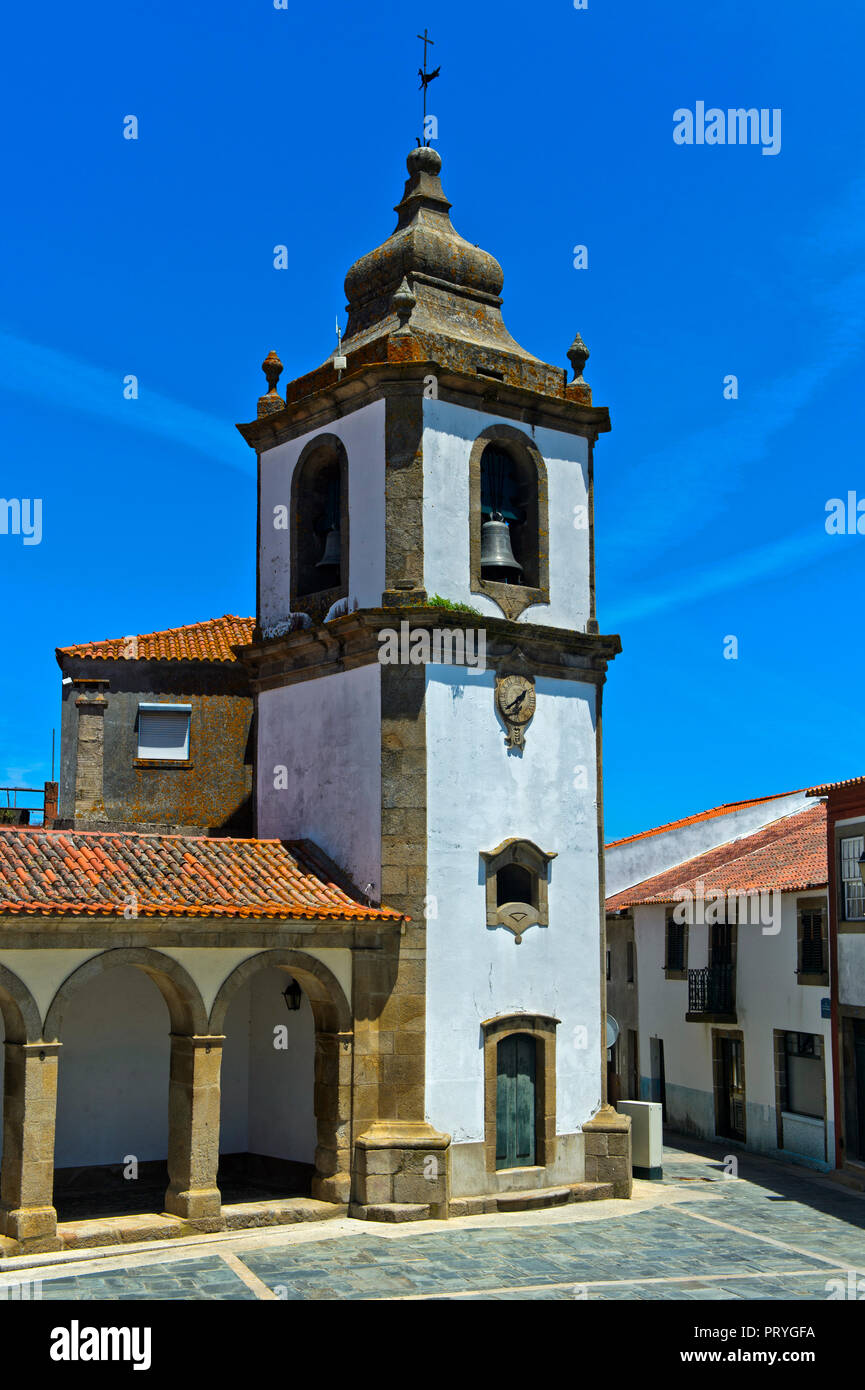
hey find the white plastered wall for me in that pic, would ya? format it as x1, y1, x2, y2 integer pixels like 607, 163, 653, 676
219, 966, 316, 1162
257, 663, 382, 897
424, 665, 601, 1145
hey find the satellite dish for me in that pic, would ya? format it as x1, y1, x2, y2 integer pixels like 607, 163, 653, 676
606, 1014, 620, 1050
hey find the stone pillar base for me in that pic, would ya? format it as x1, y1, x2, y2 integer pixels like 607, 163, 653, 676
311, 1172, 351, 1204
164, 1185, 223, 1228
582, 1104, 633, 1198
353, 1121, 450, 1218
0, 1204, 61, 1253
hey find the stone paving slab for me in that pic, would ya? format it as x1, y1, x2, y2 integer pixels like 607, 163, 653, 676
26, 1255, 257, 1301
4, 1139, 864, 1301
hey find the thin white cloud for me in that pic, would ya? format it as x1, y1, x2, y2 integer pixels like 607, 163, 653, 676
604, 525, 830, 625
0, 329, 254, 475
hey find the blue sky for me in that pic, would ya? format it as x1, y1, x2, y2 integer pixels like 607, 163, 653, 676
1, 0, 862, 840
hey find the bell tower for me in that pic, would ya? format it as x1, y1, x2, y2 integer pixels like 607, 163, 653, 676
237, 145, 629, 1215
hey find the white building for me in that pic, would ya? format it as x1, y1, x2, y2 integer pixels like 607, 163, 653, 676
606, 790, 834, 1170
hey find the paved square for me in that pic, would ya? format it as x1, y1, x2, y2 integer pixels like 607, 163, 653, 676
3, 1140, 864, 1301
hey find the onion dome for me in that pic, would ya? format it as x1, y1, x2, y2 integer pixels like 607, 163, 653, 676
341, 146, 541, 367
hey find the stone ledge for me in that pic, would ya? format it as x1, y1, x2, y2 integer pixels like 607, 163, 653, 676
496, 1186, 571, 1212
354, 1120, 450, 1150
59, 1214, 194, 1250
448, 1181, 616, 1217
349, 1202, 432, 1223
222, 1198, 346, 1230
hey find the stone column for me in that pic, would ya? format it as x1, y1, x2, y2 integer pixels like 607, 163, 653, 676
310, 1030, 353, 1205
164, 1034, 224, 1228
0, 1041, 61, 1252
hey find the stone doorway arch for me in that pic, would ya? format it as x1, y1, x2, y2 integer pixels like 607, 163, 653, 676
45, 948, 215, 1224
210, 950, 353, 1204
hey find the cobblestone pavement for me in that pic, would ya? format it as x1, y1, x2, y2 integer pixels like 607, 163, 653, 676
3, 1139, 864, 1301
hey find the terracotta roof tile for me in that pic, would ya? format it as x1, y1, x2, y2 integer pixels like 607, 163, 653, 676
606, 803, 827, 911
806, 775, 865, 795
0, 827, 402, 923
605, 789, 807, 850
56, 615, 254, 665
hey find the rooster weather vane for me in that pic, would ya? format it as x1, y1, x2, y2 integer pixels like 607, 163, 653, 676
417, 28, 439, 145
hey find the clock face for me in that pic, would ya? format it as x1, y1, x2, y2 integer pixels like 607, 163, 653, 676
497, 674, 535, 724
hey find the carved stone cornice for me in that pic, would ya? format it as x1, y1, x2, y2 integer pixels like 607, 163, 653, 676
235, 607, 621, 693
237, 362, 610, 454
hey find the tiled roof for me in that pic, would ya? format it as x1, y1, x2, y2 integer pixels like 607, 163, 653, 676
0, 828, 401, 922
56, 615, 255, 665
606, 804, 827, 911
806, 775, 865, 795
605, 789, 806, 849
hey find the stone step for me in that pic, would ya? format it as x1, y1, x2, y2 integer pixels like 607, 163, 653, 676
449, 1180, 615, 1218
59, 1213, 193, 1250
569, 1181, 615, 1202
222, 1198, 347, 1230
495, 1186, 572, 1212
350, 1202, 431, 1223
0, 1236, 19, 1259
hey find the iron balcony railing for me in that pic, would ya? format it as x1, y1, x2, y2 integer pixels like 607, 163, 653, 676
688, 963, 735, 1017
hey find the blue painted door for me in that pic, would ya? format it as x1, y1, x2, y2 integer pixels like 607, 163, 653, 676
496, 1034, 536, 1169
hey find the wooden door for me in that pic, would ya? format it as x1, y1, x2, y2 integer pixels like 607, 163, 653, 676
496, 1034, 536, 1169
719, 1038, 746, 1140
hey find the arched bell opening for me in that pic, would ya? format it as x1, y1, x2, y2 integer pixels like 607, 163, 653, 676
469, 427, 549, 620
290, 433, 349, 619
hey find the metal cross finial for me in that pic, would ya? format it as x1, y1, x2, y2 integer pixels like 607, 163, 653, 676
417, 28, 439, 137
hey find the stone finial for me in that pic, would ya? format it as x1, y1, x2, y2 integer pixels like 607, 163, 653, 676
392, 276, 417, 332
567, 331, 590, 382
257, 349, 285, 418
566, 331, 592, 404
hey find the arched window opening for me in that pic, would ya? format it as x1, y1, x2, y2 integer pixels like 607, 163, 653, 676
290, 436, 349, 612
470, 430, 548, 618
481, 838, 555, 943
480, 447, 526, 584
496, 861, 536, 909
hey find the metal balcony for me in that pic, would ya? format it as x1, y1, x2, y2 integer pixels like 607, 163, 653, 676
686, 963, 736, 1022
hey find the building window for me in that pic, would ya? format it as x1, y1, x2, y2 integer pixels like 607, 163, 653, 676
606, 949, 611, 980
469, 426, 549, 621
290, 433, 349, 619
664, 911, 688, 979
796, 900, 828, 983
781, 1032, 824, 1120
840, 836, 865, 920
626, 940, 635, 983
480, 838, 556, 943
137, 704, 191, 762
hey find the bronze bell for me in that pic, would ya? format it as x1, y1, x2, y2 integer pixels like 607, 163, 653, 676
480, 515, 522, 578
316, 527, 341, 569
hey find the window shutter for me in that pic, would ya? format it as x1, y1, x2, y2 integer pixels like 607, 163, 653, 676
138, 708, 190, 761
